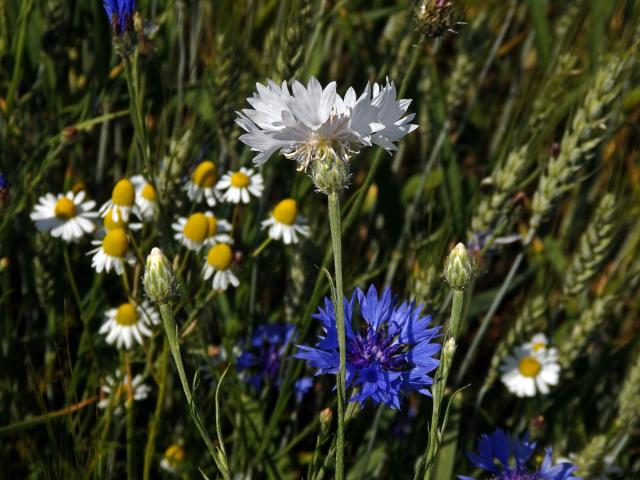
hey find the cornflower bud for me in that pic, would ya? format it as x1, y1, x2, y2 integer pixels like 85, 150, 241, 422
443, 243, 474, 290
143, 247, 176, 305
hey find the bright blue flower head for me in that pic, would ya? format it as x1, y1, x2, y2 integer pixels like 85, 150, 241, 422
237, 324, 313, 401
459, 429, 581, 480
295, 284, 441, 409
103, 0, 136, 34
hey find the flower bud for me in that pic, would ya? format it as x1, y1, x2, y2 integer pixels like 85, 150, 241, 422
143, 247, 176, 304
310, 155, 351, 195
319, 407, 333, 434
443, 242, 474, 290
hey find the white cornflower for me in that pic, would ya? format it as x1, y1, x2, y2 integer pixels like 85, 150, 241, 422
99, 178, 138, 223
204, 211, 233, 246
160, 444, 185, 473
235, 77, 418, 169
98, 371, 151, 415
500, 334, 560, 397
216, 167, 264, 204
99, 301, 160, 349
261, 198, 309, 244
88, 228, 136, 275
202, 243, 239, 291
172, 213, 210, 251
30, 190, 98, 242
130, 175, 158, 221
184, 160, 221, 206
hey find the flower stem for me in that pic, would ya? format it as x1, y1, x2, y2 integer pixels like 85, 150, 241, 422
124, 352, 135, 480
455, 229, 535, 384
422, 289, 465, 480
157, 303, 230, 479
327, 191, 346, 480
143, 339, 169, 480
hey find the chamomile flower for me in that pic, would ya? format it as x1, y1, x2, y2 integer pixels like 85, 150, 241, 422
99, 301, 160, 349
160, 444, 185, 473
216, 167, 264, 204
172, 212, 210, 251
459, 429, 581, 480
236, 77, 418, 169
30, 190, 98, 242
261, 198, 310, 244
204, 211, 233, 246
202, 243, 239, 291
185, 160, 221, 206
100, 207, 143, 234
99, 178, 137, 223
130, 175, 158, 221
88, 228, 136, 275
500, 334, 560, 398
98, 371, 151, 415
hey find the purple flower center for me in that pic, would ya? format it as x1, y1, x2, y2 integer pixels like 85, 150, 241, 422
260, 344, 282, 381
347, 328, 404, 371
493, 470, 541, 480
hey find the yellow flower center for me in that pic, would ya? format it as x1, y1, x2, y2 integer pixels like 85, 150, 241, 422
103, 208, 127, 231
192, 161, 217, 187
518, 356, 542, 378
183, 213, 209, 242
532, 342, 546, 352
112, 179, 135, 206
165, 444, 185, 463
230, 171, 250, 188
272, 199, 298, 225
54, 197, 77, 219
207, 244, 233, 270
141, 183, 157, 201
102, 228, 129, 258
115, 303, 139, 326
207, 215, 218, 236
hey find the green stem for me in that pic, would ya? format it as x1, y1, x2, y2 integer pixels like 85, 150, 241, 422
455, 229, 534, 384
125, 354, 135, 480
157, 303, 230, 479
143, 339, 169, 480
422, 289, 465, 480
327, 192, 346, 480
63, 244, 83, 315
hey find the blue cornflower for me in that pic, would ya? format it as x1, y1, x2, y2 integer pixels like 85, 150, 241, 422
237, 324, 313, 401
295, 284, 441, 409
103, 0, 135, 34
459, 429, 581, 480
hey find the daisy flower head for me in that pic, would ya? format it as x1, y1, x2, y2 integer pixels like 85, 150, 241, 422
172, 212, 210, 251
160, 443, 185, 473
99, 300, 160, 349
500, 334, 560, 398
261, 198, 310, 244
98, 370, 151, 415
88, 227, 136, 275
130, 175, 158, 221
100, 207, 142, 233
185, 160, 221, 206
235, 77, 418, 172
295, 284, 441, 409
30, 190, 98, 242
100, 178, 137, 223
216, 167, 264, 204
202, 243, 239, 291
459, 429, 581, 480
204, 211, 233, 246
